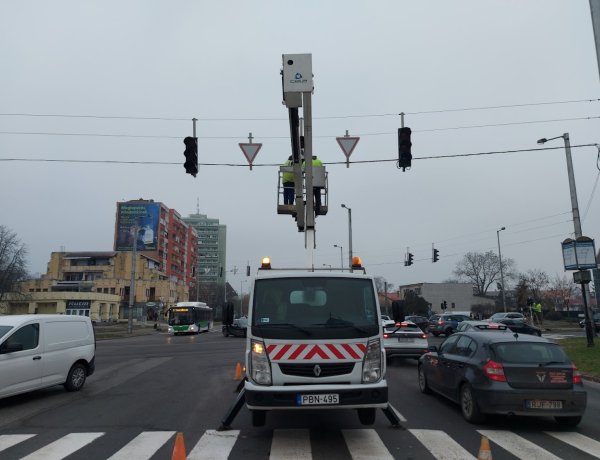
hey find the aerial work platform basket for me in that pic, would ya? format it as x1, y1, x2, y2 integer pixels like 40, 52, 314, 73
276, 165, 328, 216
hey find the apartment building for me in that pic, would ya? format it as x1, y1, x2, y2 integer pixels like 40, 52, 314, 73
183, 211, 227, 304
8, 251, 189, 321
114, 199, 198, 288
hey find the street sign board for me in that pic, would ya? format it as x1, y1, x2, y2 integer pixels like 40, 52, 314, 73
336, 136, 360, 168
562, 237, 598, 270
239, 143, 262, 170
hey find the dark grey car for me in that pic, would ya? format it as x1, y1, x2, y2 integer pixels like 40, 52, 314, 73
427, 314, 471, 337
417, 332, 586, 426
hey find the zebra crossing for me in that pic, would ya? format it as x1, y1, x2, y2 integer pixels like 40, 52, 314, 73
2, 426, 600, 459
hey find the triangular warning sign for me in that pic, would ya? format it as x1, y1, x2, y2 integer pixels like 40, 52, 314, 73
336, 136, 360, 159
239, 143, 262, 170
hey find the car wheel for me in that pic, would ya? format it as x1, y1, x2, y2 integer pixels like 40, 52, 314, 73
357, 408, 376, 425
418, 364, 432, 394
251, 410, 266, 427
64, 363, 87, 392
460, 383, 485, 423
555, 416, 582, 427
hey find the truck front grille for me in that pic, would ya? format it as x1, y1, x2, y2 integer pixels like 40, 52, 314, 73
278, 362, 355, 377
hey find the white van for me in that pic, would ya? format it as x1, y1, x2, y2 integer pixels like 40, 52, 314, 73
0, 315, 96, 399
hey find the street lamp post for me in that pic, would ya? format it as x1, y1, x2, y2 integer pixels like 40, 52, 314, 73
341, 204, 353, 268
497, 226, 506, 312
333, 244, 343, 269
537, 133, 594, 333
127, 224, 140, 334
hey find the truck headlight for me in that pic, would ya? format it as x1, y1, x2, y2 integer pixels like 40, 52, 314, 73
168, 326, 173, 333
189, 325, 198, 332
362, 339, 382, 383
251, 340, 271, 385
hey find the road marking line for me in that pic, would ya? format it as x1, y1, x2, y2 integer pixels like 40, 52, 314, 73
0, 434, 36, 452
546, 431, 600, 458
342, 429, 393, 460
409, 429, 476, 460
187, 429, 239, 460
270, 429, 312, 460
478, 429, 562, 460
107, 431, 175, 459
21, 432, 104, 460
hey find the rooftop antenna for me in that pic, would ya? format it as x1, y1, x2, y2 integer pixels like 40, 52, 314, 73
196, 197, 200, 214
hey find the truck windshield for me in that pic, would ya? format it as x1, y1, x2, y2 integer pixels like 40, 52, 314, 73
251, 277, 379, 339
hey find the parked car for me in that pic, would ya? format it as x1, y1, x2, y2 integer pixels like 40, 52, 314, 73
404, 315, 429, 332
383, 320, 428, 360
428, 313, 471, 337
417, 331, 586, 426
222, 317, 248, 337
456, 320, 508, 333
489, 312, 526, 322
0, 315, 96, 399
380, 315, 395, 328
495, 318, 542, 336
579, 313, 600, 332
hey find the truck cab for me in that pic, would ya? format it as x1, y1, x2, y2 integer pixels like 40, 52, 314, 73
244, 257, 388, 426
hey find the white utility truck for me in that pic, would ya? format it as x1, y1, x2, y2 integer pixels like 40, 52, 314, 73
243, 257, 388, 427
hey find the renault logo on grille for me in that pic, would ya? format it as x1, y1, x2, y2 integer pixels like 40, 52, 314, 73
536, 372, 546, 383
313, 364, 322, 377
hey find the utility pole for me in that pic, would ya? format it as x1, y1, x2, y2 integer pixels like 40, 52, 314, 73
127, 224, 139, 334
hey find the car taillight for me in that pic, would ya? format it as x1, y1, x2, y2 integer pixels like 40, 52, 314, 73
383, 333, 389, 339
483, 359, 506, 382
438, 320, 444, 325
572, 363, 582, 384
421, 334, 428, 339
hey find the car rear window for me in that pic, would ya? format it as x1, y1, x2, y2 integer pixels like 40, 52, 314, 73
490, 342, 568, 364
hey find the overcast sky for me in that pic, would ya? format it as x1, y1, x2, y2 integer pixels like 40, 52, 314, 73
2, 1, 600, 293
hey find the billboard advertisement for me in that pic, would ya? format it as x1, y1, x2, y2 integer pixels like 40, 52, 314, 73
115, 202, 160, 251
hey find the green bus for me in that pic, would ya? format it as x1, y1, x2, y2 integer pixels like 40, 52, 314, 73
167, 302, 213, 335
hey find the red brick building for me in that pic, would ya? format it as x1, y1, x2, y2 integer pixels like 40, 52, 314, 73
114, 199, 197, 289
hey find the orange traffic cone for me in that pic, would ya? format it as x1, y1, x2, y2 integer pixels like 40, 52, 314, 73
171, 432, 186, 460
234, 362, 243, 380
477, 435, 492, 460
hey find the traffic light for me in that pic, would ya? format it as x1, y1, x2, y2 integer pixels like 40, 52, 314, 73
440, 301, 445, 310
183, 137, 198, 177
404, 252, 414, 266
443, 300, 447, 310
432, 248, 439, 263
397, 127, 412, 171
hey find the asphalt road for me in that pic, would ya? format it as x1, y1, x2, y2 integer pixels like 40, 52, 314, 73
1, 329, 600, 459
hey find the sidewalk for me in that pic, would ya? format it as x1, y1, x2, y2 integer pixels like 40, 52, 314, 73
93, 322, 165, 340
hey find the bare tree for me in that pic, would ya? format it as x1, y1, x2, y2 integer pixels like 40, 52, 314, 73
0, 225, 29, 302
521, 269, 550, 303
453, 251, 516, 296
546, 274, 575, 312
374, 276, 393, 295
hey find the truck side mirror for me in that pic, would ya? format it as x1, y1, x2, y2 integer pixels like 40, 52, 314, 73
223, 302, 235, 326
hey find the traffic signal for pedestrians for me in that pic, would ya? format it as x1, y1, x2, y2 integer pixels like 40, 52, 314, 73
397, 127, 412, 171
432, 248, 439, 263
405, 252, 414, 266
183, 137, 198, 177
